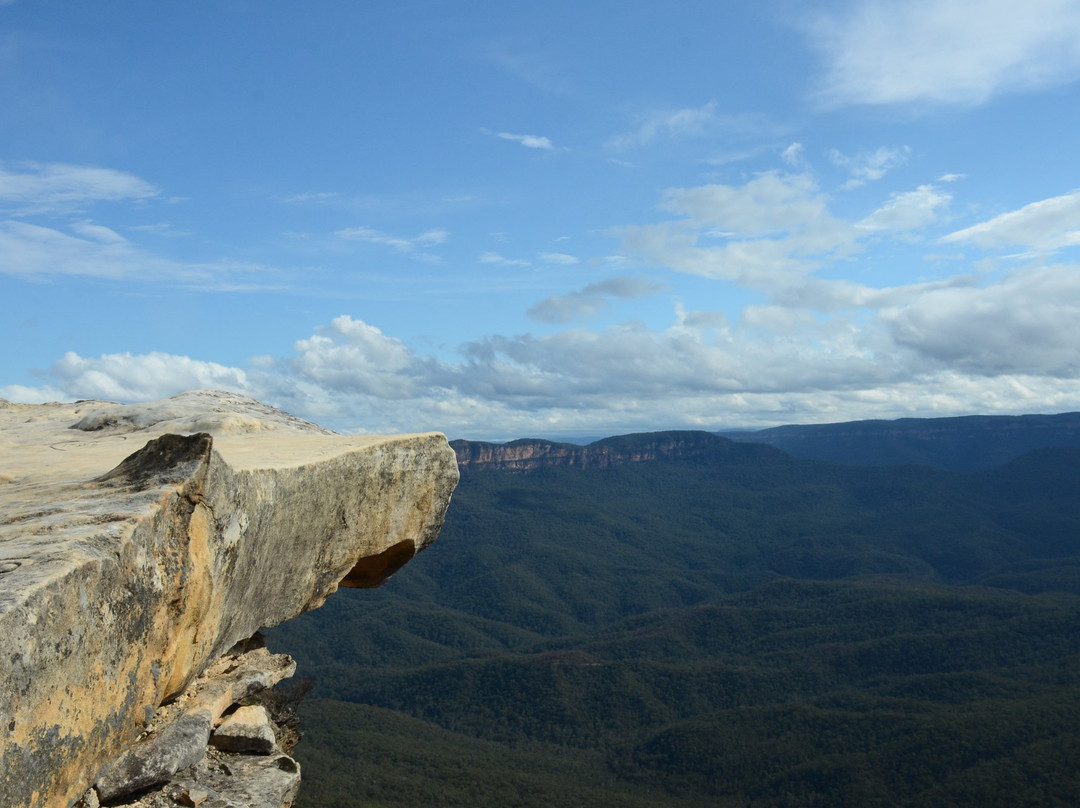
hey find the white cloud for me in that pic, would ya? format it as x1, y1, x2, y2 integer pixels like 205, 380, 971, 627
14, 289, 1080, 439
0, 383, 69, 404
479, 251, 531, 267
539, 252, 579, 265
527, 276, 667, 323
660, 172, 833, 236
781, 142, 806, 168
336, 225, 448, 259
830, 145, 911, 189
492, 131, 556, 150
128, 222, 192, 238
287, 315, 428, 399
279, 191, 339, 204
881, 264, 1080, 376
807, 0, 1080, 107
609, 101, 719, 149
70, 220, 128, 244
619, 173, 857, 288
0, 219, 279, 288
858, 184, 951, 232
0, 161, 159, 215
619, 174, 964, 303
0, 220, 163, 280
416, 228, 450, 245
940, 190, 1080, 252
48, 351, 252, 402
607, 103, 782, 151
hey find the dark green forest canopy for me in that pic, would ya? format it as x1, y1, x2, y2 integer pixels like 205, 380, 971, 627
268, 432, 1080, 808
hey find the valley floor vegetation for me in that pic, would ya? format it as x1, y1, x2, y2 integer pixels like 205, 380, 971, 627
268, 433, 1080, 807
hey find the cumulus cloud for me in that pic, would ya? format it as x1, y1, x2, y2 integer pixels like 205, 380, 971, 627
619, 173, 857, 288
0, 383, 69, 404
527, 276, 667, 323
940, 190, 1080, 252
48, 351, 252, 402
287, 315, 433, 399
4, 154, 1076, 439
13, 288, 1080, 439
881, 264, 1080, 376
806, 0, 1080, 107
0, 161, 159, 215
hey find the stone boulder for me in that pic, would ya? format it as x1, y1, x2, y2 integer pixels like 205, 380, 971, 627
0, 391, 458, 808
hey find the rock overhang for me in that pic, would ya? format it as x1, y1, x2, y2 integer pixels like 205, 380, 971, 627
0, 391, 459, 808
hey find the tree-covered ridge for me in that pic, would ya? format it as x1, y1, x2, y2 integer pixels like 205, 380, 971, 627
268, 433, 1080, 807
720, 411, 1080, 471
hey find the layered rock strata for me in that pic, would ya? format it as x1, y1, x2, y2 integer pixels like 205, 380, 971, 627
0, 391, 458, 808
452, 431, 756, 472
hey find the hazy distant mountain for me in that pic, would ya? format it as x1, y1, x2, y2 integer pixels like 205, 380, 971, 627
718, 411, 1080, 471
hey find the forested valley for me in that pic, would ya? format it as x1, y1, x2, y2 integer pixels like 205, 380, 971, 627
268, 420, 1080, 807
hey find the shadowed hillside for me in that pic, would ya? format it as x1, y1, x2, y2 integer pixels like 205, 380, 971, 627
719, 411, 1080, 471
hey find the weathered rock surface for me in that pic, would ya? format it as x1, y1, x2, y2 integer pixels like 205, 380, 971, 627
94, 709, 214, 802
85, 636, 304, 807
210, 706, 276, 755
0, 391, 458, 808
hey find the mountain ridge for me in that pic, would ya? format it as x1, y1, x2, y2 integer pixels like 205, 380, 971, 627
451, 430, 778, 472
720, 410, 1080, 471
453, 411, 1080, 472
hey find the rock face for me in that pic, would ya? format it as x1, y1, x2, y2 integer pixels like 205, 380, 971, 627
0, 391, 458, 808
452, 431, 764, 472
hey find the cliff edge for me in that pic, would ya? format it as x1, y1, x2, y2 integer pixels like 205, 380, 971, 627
0, 391, 459, 808
451, 430, 773, 472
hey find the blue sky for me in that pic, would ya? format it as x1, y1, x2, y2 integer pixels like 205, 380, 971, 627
3, 0, 1080, 439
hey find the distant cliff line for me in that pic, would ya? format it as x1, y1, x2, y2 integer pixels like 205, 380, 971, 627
451, 431, 766, 472
452, 411, 1080, 473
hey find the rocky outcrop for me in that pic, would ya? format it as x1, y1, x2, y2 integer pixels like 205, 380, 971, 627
0, 391, 458, 808
83, 634, 305, 807
452, 431, 761, 472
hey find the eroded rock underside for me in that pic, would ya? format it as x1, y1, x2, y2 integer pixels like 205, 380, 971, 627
0, 391, 459, 808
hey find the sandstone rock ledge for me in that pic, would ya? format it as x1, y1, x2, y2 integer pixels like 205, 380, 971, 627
0, 391, 459, 808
